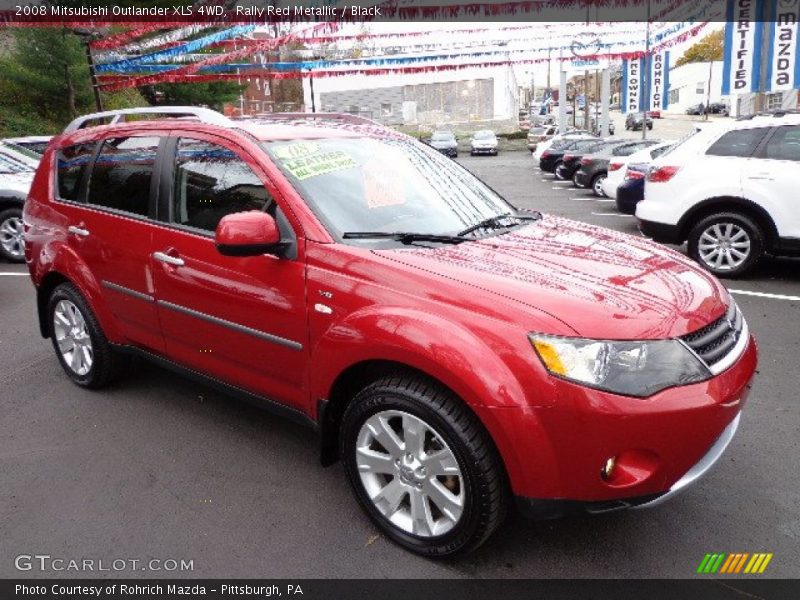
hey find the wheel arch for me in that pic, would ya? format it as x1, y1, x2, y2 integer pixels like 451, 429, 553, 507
317, 359, 522, 495
0, 192, 26, 212
32, 244, 123, 342
678, 196, 779, 249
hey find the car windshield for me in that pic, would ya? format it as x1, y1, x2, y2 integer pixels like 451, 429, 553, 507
264, 137, 516, 242
431, 133, 454, 141
474, 131, 495, 139
0, 152, 33, 174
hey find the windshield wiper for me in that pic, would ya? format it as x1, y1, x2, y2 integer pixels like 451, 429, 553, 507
457, 212, 541, 237
342, 231, 468, 245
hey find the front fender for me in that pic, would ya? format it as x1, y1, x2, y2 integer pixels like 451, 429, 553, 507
309, 305, 562, 497
310, 305, 528, 411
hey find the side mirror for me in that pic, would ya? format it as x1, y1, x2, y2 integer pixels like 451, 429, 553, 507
215, 211, 286, 257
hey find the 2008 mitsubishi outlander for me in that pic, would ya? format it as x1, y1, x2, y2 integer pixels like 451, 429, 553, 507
23, 107, 756, 557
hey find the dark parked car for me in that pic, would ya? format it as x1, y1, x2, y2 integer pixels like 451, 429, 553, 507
686, 103, 706, 116
540, 138, 605, 175
554, 140, 619, 181
427, 131, 458, 157
615, 163, 649, 214
573, 139, 660, 195
625, 112, 653, 131
708, 102, 729, 115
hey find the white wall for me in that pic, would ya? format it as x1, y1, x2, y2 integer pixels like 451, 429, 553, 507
302, 64, 519, 122
665, 61, 725, 113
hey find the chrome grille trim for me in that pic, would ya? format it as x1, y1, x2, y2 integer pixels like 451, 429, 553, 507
680, 301, 748, 375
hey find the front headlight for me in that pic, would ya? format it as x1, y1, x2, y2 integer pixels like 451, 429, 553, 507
529, 334, 711, 397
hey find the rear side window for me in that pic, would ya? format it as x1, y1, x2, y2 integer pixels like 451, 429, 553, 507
706, 127, 770, 157
651, 145, 672, 159
172, 138, 273, 233
612, 143, 643, 156
56, 143, 95, 202
762, 126, 800, 161
87, 137, 159, 217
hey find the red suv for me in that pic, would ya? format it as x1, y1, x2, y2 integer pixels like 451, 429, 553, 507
24, 107, 757, 557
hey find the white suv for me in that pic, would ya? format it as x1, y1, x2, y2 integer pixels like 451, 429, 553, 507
636, 113, 800, 277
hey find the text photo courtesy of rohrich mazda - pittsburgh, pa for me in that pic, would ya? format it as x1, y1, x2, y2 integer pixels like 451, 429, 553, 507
1, 1, 799, 599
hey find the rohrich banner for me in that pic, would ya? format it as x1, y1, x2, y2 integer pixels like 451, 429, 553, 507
722, 0, 765, 94
622, 57, 645, 113
648, 51, 670, 111
766, 0, 800, 91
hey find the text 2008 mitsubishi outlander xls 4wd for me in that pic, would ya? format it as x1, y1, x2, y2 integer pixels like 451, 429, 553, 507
24, 108, 756, 557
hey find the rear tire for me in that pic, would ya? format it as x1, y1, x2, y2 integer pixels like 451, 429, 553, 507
340, 374, 509, 557
47, 282, 129, 388
553, 161, 565, 179
687, 212, 764, 278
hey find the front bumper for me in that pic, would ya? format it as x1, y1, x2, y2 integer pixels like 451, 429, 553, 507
516, 412, 741, 519
434, 147, 458, 157
471, 146, 498, 154
477, 335, 756, 510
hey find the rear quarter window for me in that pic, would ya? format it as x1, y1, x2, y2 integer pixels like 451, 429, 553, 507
706, 127, 770, 157
56, 143, 96, 202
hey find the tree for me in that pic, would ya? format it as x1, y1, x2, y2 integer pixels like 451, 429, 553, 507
0, 28, 145, 136
140, 81, 245, 112
675, 29, 724, 67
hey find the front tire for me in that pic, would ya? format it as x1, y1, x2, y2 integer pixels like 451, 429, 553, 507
553, 161, 565, 179
687, 212, 764, 278
341, 374, 508, 557
0, 207, 25, 263
47, 282, 129, 388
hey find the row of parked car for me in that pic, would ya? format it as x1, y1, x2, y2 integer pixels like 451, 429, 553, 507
424, 130, 499, 157
533, 112, 800, 277
0, 136, 51, 262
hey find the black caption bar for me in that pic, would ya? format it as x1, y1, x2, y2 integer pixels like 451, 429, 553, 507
2, 580, 799, 600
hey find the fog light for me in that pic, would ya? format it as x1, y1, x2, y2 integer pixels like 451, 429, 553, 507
601, 456, 617, 481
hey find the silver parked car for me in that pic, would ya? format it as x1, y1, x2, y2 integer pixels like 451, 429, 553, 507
470, 130, 498, 156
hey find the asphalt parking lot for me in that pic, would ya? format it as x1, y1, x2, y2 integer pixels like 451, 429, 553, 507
1, 151, 798, 579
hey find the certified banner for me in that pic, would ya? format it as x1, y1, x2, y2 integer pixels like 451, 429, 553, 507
648, 51, 670, 110
722, 0, 765, 94
766, 0, 800, 91
622, 57, 644, 113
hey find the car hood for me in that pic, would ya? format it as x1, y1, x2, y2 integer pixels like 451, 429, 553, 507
375, 216, 728, 340
0, 172, 35, 194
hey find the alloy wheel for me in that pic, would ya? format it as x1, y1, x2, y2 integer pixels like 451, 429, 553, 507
355, 410, 465, 538
0, 214, 24, 259
698, 223, 751, 272
53, 299, 94, 376
593, 175, 606, 196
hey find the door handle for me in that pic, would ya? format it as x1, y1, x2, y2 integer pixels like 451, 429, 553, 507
67, 225, 90, 237
153, 251, 185, 267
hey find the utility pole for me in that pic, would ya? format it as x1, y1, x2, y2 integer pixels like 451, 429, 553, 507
308, 68, 316, 113
706, 60, 713, 120
72, 28, 103, 112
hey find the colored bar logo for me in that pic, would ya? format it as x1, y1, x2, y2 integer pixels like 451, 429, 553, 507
697, 553, 773, 574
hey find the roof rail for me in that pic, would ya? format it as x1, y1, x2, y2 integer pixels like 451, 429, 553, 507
63, 106, 234, 134
737, 109, 800, 120
243, 112, 383, 127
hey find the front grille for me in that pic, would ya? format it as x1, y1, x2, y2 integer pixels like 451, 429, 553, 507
681, 301, 745, 369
